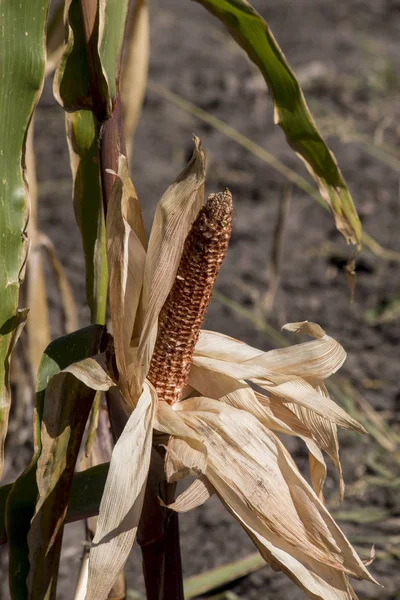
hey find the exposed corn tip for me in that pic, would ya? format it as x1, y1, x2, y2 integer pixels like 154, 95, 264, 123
148, 189, 233, 404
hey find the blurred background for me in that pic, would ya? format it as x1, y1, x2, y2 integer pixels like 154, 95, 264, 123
2, 0, 400, 598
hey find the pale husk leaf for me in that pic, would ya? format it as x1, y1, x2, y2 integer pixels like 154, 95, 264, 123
176, 398, 375, 582
196, 321, 346, 383
257, 390, 334, 499
114, 155, 146, 246
256, 390, 328, 500
189, 365, 328, 499
217, 476, 360, 600
161, 476, 214, 512
192, 354, 364, 432
85, 383, 156, 600
316, 383, 344, 501
63, 354, 116, 392
189, 364, 308, 437
193, 325, 349, 499
304, 440, 327, 501
255, 390, 312, 436
254, 377, 365, 433
165, 437, 207, 483
155, 400, 207, 481
106, 158, 146, 402
286, 383, 345, 501
137, 136, 206, 381
155, 400, 203, 444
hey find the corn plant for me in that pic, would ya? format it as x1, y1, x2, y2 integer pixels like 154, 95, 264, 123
0, 0, 381, 599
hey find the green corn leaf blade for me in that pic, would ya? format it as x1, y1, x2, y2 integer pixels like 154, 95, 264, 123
0, 311, 29, 478
98, 0, 131, 104
55, 0, 130, 117
65, 459, 109, 522
332, 506, 390, 525
184, 552, 265, 599
193, 0, 362, 250
54, 0, 103, 112
0, 481, 11, 545
45, 1, 65, 76
6, 325, 105, 600
0, 0, 50, 479
66, 110, 108, 325
27, 374, 100, 599
0, 462, 109, 547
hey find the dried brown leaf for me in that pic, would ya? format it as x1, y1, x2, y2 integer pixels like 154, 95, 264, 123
86, 383, 157, 600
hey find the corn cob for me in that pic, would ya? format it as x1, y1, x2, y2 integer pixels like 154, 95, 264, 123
148, 189, 233, 404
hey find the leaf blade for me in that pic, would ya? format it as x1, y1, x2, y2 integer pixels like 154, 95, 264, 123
5, 325, 104, 599
0, 0, 50, 478
86, 383, 156, 600
98, 0, 131, 106
66, 110, 108, 325
193, 0, 362, 248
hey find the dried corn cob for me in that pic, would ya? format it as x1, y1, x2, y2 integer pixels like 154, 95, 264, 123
148, 189, 233, 404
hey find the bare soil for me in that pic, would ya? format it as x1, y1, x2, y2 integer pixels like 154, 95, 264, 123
2, 1, 400, 598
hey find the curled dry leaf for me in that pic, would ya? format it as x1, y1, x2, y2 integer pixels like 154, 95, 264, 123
85, 383, 156, 600
64, 354, 116, 391
106, 157, 146, 402
165, 437, 207, 483
161, 477, 214, 513
175, 398, 372, 578
193, 353, 363, 432
196, 321, 346, 382
236, 507, 361, 600
189, 365, 329, 500
170, 398, 378, 600
192, 324, 355, 501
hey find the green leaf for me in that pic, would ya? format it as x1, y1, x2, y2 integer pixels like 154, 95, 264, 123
193, 0, 362, 249
0, 0, 50, 478
54, 0, 105, 112
6, 325, 105, 600
0, 463, 109, 547
98, 0, 131, 104
66, 110, 108, 325
55, 0, 131, 118
45, 1, 65, 76
332, 506, 390, 525
184, 552, 265, 599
